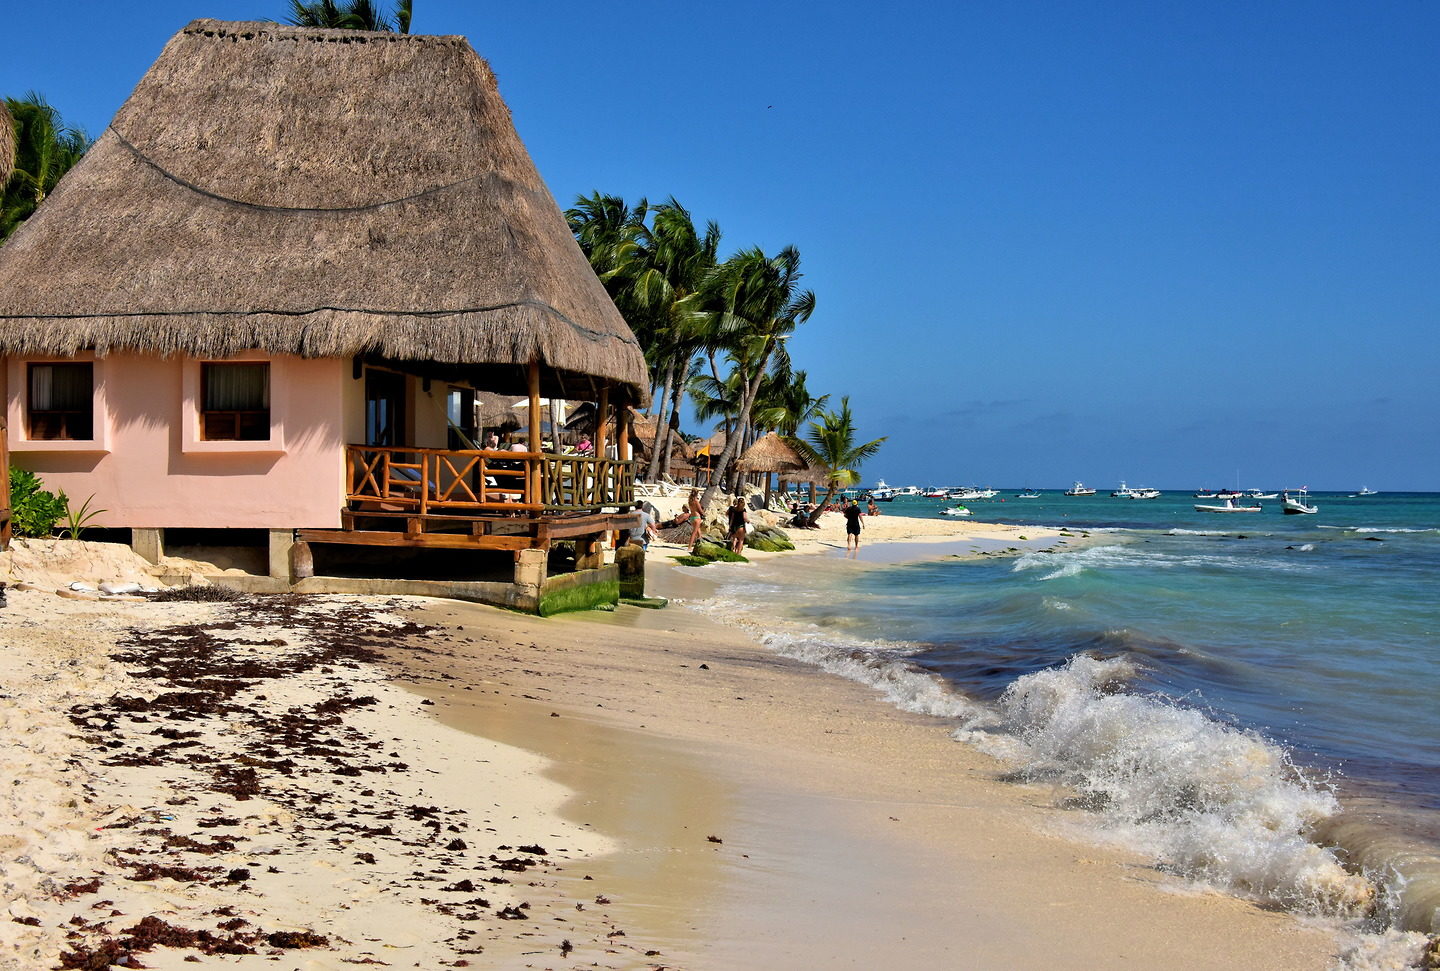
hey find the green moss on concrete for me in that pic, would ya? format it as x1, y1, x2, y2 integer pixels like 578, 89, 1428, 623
671, 555, 709, 567
747, 526, 795, 552
538, 578, 619, 617
620, 596, 669, 609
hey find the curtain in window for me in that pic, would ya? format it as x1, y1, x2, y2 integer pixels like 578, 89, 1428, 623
30, 363, 92, 410
204, 363, 270, 410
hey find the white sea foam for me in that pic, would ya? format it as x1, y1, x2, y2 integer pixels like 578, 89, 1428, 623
1011, 543, 1317, 581
954, 655, 1375, 916
1319, 526, 1440, 534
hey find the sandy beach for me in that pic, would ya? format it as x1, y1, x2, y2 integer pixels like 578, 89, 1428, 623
0, 517, 1396, 968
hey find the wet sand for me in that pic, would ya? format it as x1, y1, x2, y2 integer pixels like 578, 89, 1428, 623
394, 563, 1338, 969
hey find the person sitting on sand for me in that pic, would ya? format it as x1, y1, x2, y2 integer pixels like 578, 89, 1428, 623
727, 497, 748, 554
629, 501, 657, 551
867, 499, 880, 517
843, 499, 864, 552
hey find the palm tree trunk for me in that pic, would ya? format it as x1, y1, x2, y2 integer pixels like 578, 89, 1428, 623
645, 356, 676, 481
660, 364, 686, 476
702, 346, 772, 505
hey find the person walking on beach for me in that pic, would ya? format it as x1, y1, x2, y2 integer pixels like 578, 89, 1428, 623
727, 497, 748, 554
843, 499, 864, 554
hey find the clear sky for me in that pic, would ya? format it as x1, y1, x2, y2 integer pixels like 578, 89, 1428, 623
5, 1, 1437, 490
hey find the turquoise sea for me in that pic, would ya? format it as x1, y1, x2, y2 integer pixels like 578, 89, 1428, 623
684, 490, 1440, 942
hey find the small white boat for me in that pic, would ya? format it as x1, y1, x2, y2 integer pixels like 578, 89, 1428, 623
1111, 482, 1137, 498
1131, 486, 1161, 499
1016, 489, 1042, 499
1349, 486, 1378, 498
941, 505, 972, 517
1065, 481, 1096, 496
1194, 498, 1263, 513
950, 488, 988, 501
1194, 490, 1219, 498
922, 488, 951, 498
1281, 489, 1318, 515
1244, 489, 1279, 500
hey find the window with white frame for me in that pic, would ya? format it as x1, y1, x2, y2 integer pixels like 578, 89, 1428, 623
27, 362, 94, 440
201, 361, 271, 441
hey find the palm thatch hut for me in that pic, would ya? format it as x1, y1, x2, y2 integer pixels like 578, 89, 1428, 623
0, 100, 14, 190
0, 20, 649, 612
737, 432, 807, 505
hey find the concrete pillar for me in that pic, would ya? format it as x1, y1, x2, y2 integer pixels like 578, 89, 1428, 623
615, 544, 645, 599
131, 528, 164, 565
268, 529, 296, 581
575, 538, 604, 571
514, 547, 548, 591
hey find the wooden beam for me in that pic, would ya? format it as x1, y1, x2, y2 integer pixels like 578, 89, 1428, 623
298, 529, 535, 551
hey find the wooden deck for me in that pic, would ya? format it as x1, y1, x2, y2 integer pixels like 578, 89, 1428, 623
298, 445, 640, 553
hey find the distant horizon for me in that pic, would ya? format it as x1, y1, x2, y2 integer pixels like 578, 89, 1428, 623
3, 2, 1435, 490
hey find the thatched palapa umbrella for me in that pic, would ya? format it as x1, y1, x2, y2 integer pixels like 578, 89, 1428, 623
0, 20, 649, 406
737, 432, 807, 505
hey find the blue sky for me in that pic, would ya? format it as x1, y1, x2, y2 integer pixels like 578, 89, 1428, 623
5, 1, 1437, 489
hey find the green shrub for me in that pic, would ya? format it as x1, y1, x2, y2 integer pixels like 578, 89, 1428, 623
8, 468, 69, 538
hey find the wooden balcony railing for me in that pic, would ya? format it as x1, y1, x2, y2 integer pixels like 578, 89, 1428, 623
345, 445, 635, 516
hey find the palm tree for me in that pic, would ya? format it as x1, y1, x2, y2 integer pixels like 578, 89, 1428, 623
698, 245, 815, 505
285, 0, 412, 32
1, 93, 91, 242
794, 397, 886, 510
568, 194, 720, 480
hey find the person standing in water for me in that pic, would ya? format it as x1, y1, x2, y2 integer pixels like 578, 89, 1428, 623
843, 499, 864, 554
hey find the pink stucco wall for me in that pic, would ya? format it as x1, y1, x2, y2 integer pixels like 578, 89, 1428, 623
4, 352, 347, 529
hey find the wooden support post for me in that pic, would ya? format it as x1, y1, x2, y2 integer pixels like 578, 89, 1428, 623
527, 360, 542, 506
595, 384, 609, 459
613, 392, 631, 546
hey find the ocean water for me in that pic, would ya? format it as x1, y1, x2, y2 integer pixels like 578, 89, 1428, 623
683, 490, 1440, 942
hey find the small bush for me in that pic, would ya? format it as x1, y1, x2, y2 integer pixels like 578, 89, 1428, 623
149, 585, 246, 603
8, 468, 69, 538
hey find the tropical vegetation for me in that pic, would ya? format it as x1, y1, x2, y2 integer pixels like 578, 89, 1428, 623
569, 194, 883, 503
284, 0, 412, 32
794, 397, 888, 510
1, 93, 91, 243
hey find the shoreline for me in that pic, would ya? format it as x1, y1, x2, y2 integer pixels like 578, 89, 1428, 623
3, 521, 1432, 967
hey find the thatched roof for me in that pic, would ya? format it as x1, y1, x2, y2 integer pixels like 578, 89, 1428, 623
737, 432, 806, 473
0, 20, 648, 400
631, 414, 695, 462
0, 101, 13, 189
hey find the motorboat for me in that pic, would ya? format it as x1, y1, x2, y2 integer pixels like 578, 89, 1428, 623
941, 505, 972, 517
1194, 490, 1219, 498
870, 479, 899, 501
1130, 486, 1161, 499
1194, 498, 1263, 513
1111, 482, 1137, 498
1244, 489, 1279, 500
922, 488, 951, 498
1349, 486, 1378, 498
1281, 489, 1318, 515
1016, 489, 1042, 499
950, 488, 989, 501
1065, 481, 1096, 496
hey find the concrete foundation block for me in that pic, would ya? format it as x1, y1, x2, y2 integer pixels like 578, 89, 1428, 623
615, 544, 646, 599
132, 528, 165, 565
268, 529, 296, 580
514, 547, 548, 591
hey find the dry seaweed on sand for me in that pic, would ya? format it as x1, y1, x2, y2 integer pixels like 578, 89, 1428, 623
40, 592, 658, 966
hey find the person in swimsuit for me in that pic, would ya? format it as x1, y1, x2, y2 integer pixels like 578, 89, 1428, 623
685, 489, 704, 547
842, 499, 864, 553
727, 497, 748, 554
